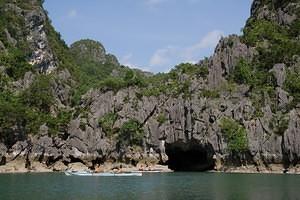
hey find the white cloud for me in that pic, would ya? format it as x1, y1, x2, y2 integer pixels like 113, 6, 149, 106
120, 53, 150, 72
120, 53, 136, 68
67, 9, 77, 19
183, 30, 224, 60
149, 30, 224, 71
150, 46, 177, 67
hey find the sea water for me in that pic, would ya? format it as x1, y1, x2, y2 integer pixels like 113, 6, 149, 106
0, 172, 299, 200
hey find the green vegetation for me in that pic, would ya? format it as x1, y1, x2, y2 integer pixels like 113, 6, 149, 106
230, 59, 254, 85
99, 114, 145, 146
25, 110, 72, 136
0, 0, 33, 80
137, 63, 209, 98
22, 75, 54, 112
200, 89, 220, 98
45, 19, 75, 73
0, 91, 26, 144
0, 89, 71, 144
285, 67, 300, 105
243, 19, 300, 70
220, 117, 248, 152
118, 119, 144, 146
231, 19, 299, 113
0, 48, 33, 80
172, 63, 209, 78
1, 0, 299, 153
156, 113, 167, 125
99, 112, 118, 137
269, 113, 290, 135
236, 18, 300, 109
289, 19, 300, 37
70, 58, 147, 105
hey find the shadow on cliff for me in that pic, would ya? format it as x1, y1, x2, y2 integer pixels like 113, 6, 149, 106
165, 141, 215, 171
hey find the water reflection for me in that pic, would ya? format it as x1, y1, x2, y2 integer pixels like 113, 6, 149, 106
0, 172, 299, 200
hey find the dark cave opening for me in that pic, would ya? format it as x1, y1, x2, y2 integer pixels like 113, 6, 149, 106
165, 141, 215, 171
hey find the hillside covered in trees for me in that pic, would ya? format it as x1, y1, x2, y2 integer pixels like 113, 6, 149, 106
0, 0, 299, 173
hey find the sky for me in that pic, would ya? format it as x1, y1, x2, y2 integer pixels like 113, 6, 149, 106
44, 0, 253, 73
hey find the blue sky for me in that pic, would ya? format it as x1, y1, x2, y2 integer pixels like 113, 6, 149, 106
44, 0, 252, 73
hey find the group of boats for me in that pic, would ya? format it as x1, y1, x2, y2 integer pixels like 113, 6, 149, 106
64, 170, 143, 177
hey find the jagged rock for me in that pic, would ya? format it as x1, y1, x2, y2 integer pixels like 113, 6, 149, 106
25, 4, 57, 73
38, 124, 49, 136
23, 71, 35, 88
1, 0, 300, 173
3, 2, 23, 15
70, 39, 107, 64
52, 70, 72, 106
4, 29, 17, 46
106, 54, 120, 66
283, 109, 300, 164
7, 141, 29, 161
206, 35, 256, 88
64, 118, 112, 165
251, 0, 298, 26
68, 162, 89, 171
0, 40, 6, 52
0, 143, 7, 165
276, 87, 290, 109
271, 63, 286, 88
30, 161, 52, 172
12, 71, 36, 91
29, 135, 61, 165
52, 161, 68, 171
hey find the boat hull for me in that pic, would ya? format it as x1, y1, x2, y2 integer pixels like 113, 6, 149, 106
64, 171, 142, 177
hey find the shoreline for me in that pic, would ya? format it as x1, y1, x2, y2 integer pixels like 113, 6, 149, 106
1, 170, 300, 175
1, 162, 300, 175
0, 161, 173, 174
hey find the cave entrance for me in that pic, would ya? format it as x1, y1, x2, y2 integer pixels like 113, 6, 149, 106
165, 141, 215, 171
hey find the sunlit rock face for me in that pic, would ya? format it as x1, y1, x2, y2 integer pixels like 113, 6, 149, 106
251, 0, 298, 26
1, 0, 57, 74
25, 3, 57, 73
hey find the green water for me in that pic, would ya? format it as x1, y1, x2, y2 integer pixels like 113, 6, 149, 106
0, 172, 299, 200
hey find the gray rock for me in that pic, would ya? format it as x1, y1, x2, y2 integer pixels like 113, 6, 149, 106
12, 71, 35, 91
0, 143, 7, 165
271, 64, 286, 88
0, 40, 6, 52
52, 161, 68, 171
25, 5, 57, 73
276, 87, 289, 110
70, 40, 107, 64
38, 124, 49, 136
283, 109, 300, 164
4, 29, 17, 46
206, 35, 256, 88
250, 0, 297, 26
51, 70, 72, 106
68, 162, 89, 171
30, 135, 61, 164
105, 54, 120, 66
7, 141, 29, 161
2, 0, 300, 172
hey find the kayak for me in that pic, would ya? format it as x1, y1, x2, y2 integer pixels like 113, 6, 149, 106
64, 170, 142, 177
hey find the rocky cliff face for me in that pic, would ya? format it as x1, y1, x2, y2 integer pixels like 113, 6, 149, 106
70, 39, 119, 67
250, 0, 299, 26
0, 0, 57, 74
0, 0, 299, 173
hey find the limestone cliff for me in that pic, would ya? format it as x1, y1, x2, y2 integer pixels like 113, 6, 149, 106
0, 0, 300, 173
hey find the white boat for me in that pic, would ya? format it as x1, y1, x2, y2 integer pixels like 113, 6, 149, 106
64, 170, 142, 177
